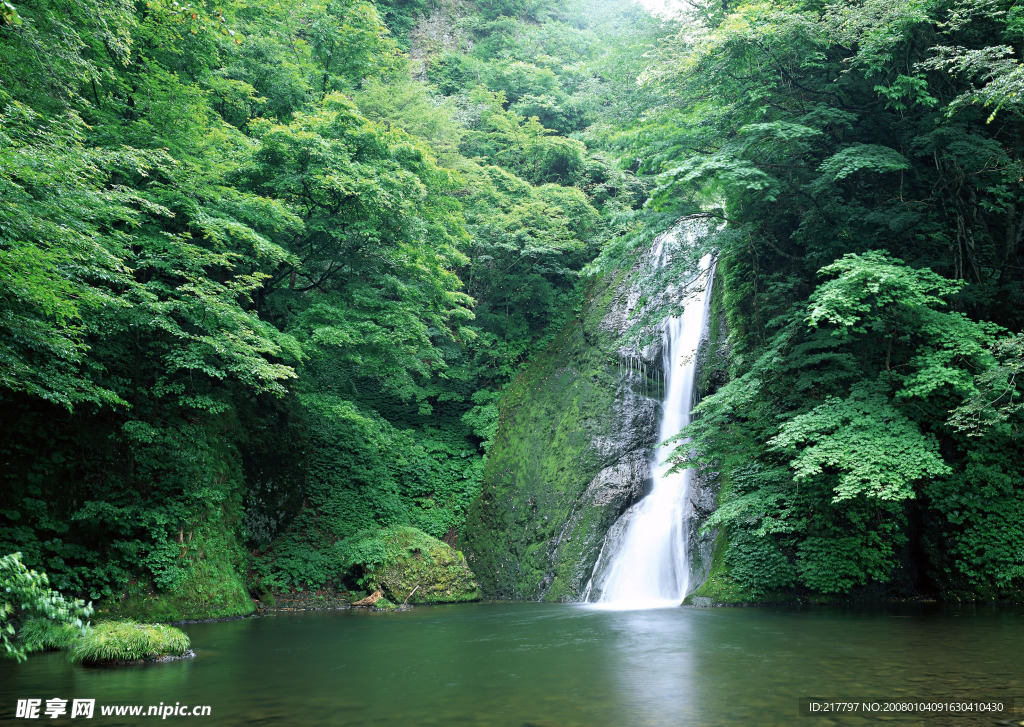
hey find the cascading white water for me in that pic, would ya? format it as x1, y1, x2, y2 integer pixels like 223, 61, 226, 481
585, 231, 714, 610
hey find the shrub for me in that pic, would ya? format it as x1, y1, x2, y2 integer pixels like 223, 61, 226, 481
1, 552, 92, 662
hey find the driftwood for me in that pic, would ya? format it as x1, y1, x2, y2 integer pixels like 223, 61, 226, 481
352, 590, 383, 607
402, 585, 420, 605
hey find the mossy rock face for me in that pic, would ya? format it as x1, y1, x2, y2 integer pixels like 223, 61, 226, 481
99, 521, 255, 622
464, 246, 671, 602
464, 231, 729, 602
684, 527, 758, 606
361, 527, 481, 604
71, 621, 192, 665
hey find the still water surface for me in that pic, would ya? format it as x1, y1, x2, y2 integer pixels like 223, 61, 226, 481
2, 603, 1022, 726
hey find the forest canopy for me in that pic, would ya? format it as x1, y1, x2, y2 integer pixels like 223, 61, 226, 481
2, 0, 1023, 613
0, 0, 665, 610
637, 0, 1024, 601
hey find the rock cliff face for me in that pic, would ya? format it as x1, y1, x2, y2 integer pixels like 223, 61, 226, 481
463, 264, 657, 600
464, 232, 725, 601
684, 277, 730, 594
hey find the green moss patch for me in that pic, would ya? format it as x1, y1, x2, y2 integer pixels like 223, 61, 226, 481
99, 521, 255, 622
71, 621, 191, 664
686, 491, 799, 606
344, 526, 480, 604
685, 531, 757, 605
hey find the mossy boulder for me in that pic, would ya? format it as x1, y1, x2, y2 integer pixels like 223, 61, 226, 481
71, 621, 192, 665
346, 527, 480, 604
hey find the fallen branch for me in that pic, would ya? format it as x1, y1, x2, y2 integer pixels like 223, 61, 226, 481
402, 585, 420, 606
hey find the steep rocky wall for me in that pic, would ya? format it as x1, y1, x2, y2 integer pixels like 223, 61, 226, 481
685, 268, 730, 593
464, 230, 732, 603
464, 243, 672, 601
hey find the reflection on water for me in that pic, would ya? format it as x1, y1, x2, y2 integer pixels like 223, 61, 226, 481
600, 608, 698, 725
1, 603, 1022, 726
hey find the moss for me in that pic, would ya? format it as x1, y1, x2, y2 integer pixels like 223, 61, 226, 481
685, 529, 756, 604
71, 620, 190, 664
464, 261, 652, 601
686, 470, 797, 606
687, 531, 798, 605
354, 526, 481, 604
99, 521, 255, 622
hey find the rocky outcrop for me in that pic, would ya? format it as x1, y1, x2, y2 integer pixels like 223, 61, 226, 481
684, 276, 730, 593
464, 223, 731, 602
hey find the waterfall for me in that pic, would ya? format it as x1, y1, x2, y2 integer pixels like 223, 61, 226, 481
584, 231, 714, 610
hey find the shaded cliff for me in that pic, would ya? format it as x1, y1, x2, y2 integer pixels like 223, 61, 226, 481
684, 268, 730, 597
464, 230, 726, 602
464, 252, 660, 600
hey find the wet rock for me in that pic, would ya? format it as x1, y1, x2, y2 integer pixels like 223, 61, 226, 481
148, 649, 197, 663
464, 225, 721, 601
688, 597, 717, 608
687, 464, 721, 590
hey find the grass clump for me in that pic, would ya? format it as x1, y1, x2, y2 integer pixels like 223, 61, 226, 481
19, 618, 85, 653
71, 621, 190, 664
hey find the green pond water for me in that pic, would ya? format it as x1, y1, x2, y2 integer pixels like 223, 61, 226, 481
2, 603, 1023, 726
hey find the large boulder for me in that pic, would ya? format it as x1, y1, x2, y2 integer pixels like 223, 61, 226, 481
353, 527, 481, 604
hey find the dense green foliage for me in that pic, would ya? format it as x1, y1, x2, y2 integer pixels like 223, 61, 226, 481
616, 0, 1024, 601
0, 0, 664, 612
0, 553, 92, 661
18, 618, 85, 654
4, 0, 1022, 613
